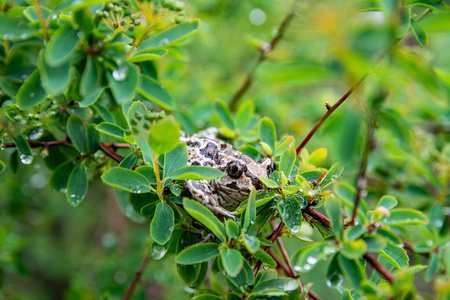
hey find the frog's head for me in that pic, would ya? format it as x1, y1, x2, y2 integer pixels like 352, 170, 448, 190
213, 156, 275, 208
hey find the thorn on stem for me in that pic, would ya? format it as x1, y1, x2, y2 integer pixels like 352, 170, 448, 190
324, 101, 331, 110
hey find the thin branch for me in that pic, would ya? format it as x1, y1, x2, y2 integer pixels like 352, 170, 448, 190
363, 253, 394, 284
303, 207, 331, 228
268, 248, 292, 276
295, 9, 433, 153
253, 222, 285, 277
123, 253, 150, 300
271, 221, 298, 278
295, 74, 367, 154
100, 143, 124, 163
350, 118, 375, 225
228, 1, 298, 111
34, 0, 49, 41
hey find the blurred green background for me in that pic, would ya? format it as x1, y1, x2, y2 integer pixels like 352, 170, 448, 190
1, 0, 449, 299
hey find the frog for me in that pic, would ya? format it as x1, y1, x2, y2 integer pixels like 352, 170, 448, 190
180, 129, 276, 218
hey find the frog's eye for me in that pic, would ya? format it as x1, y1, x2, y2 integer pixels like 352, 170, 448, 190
226, 161, 244, 179
258, 157, 276, 175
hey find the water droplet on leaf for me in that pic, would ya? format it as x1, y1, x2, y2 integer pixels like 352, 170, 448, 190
20, 154, 33, 164
112, 67, 127, 81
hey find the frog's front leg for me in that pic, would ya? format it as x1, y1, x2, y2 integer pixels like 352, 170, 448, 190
184, 180, 235, 219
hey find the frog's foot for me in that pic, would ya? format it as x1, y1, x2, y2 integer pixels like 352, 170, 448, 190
184, 180, 235, 219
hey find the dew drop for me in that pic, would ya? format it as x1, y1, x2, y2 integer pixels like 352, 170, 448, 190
161, 38, 170, 45
20, 154, 33, 165
77, 31, 83, 38
306, 256, 318, 265
434, 219, 443, 229
29, 92, 36, 98
291, 225, 301, 234
169, 226, 174, 232
326, 273, 344, 289
249, 8, 266, 26
112, 67, 127, 81
20, 33, 28, 39
293, 265, 302, 272
149, 243, 168, 260
69, 193, 77, 198
28, 127, 44, 140
130, 186, 141, 193
303, 264, 311, 271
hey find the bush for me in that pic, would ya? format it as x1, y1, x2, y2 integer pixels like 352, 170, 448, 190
0, 0, 449, 299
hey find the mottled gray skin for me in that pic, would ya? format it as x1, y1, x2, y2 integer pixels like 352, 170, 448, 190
180, 130, 275, 218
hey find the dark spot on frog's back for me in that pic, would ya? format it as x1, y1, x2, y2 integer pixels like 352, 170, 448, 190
200, 142, 218, 159
186, 141, 201, 147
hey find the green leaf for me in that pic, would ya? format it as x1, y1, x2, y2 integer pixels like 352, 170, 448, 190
326, 254, 344, 289
150, 202, 174, 244
243, 235, 260, 254
101, 167, 152, 193
0, 14, 35, 41
138, 20, 200, 50
128, 49, 168, 63
325, 197, 343, 240
137, 75, 173, 110
376, 229, 403, 247
119, 154, 137, 169
254, 249, 277, 268
425, 252, 439, 282
406, 0, 449, 10
243, 189, 256, 232
170, 166, 224, 180
148, 116, 180, 156
258, 177, 279, 189
341, 240, 367, 260
49, 161, 77, 192
277, 196, 302, 233
163, 143, 188, 179
259, 117, 276, 155
279, 146, 296, 178
126, 101, 153, 164
8, 150, 19, 175
176, 243, 220, 264
107, 62, 140, 105
411, 19, 428, 47
13, 135, 32, 165
253, 278, 299, 294
80, 56, 100, 96
66, 163, 88, 206
227, 259, 254, 290
129, 192, 159, 216
220, 248, 244, 277
363, 236, 387, 252
54, 0, 109, 11
67, 114, 88, 153
225, 219, 240, 240
183, 198, 226, 242
87, 124, 100, 153
0, 160, 5, 174
292, 242, 334, 272
95, 122, 127, 143
345, 224, 368, 241
354, 0, 383, 11
135, 166, 157, 184
320, 162, 344, 189
235, 100, 254, 130
16, 69, 46, 109
338, 255, 365, 289
38, 50, 72, 95
377, 195, 398, 210
45, 23, 80, 67
384, 208, 429, 225
214, 100, 234, 130
379, 243, 409, 269
309, 148, 327, 165
79, 87, 105, 107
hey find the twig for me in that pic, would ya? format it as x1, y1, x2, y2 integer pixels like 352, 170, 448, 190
228, 1, 298, 111
271, 221, 298, 278
253, 222, 285, 277
268, 248, 292, 276
100, 143, 124, 163
295, 75, 368, 154
303, 207, 331, 228
363, 253, 394, 284
123, 253, 150, 300
295, 9, 433, 154
350, 118, 375, 225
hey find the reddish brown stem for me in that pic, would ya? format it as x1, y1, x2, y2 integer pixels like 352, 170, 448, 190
271, 222, 298, 278
229, 2, 298, 111
363, 253, 395, 284
123, 253, 150, 300
100, 143, 124, 163
268, 248, 292, 276
303, 207, 331, 228
296, 75, 367, 154
253, 222, 285, 277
